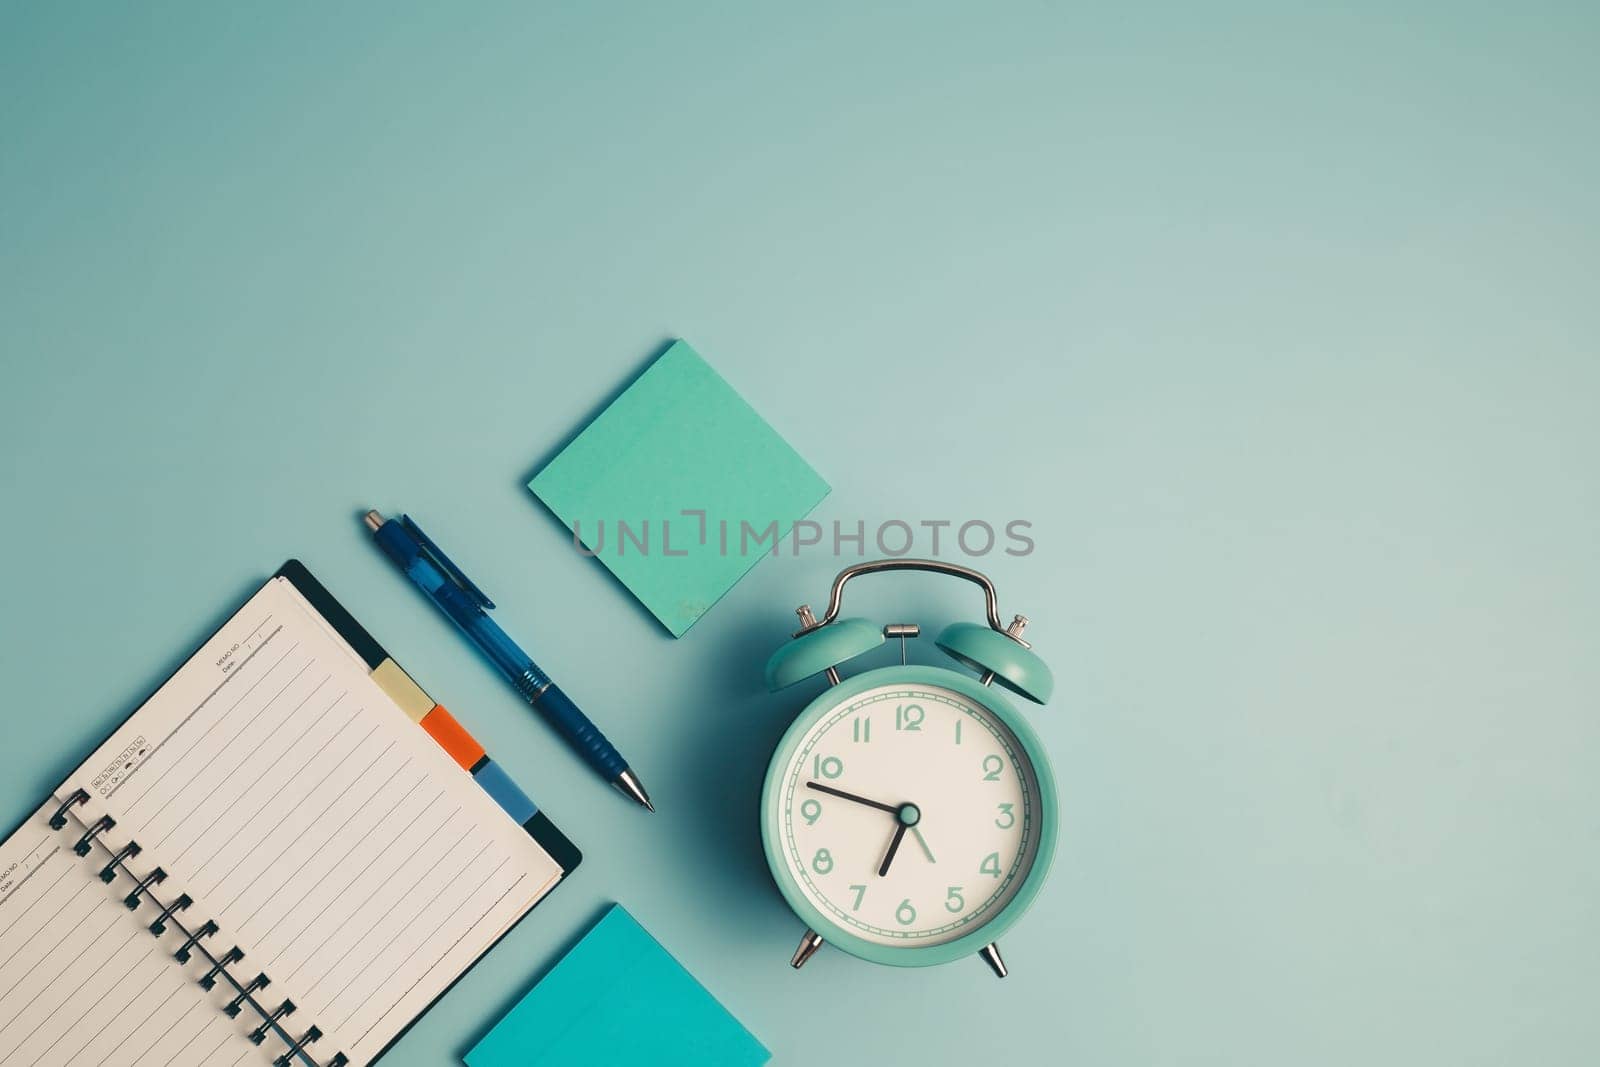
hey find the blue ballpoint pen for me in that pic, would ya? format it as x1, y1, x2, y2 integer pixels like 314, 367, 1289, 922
364, 510, 654, 812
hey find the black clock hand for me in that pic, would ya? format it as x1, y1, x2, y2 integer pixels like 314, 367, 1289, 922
878, 823, 909, 877
805, 781, 900, 815
806, 782, 922, 876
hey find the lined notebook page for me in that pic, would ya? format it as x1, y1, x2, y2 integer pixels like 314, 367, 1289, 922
57, 577, 563, 1066
0, 802, 264, 1066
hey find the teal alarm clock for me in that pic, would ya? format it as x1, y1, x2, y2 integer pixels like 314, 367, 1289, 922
760, 559, 1059, 977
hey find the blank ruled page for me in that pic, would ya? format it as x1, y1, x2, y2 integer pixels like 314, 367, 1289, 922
0, 803, 265, 1067
52, 577, 564, 1066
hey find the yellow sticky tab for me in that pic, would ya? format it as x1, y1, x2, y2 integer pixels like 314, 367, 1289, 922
371, 659, 434, 721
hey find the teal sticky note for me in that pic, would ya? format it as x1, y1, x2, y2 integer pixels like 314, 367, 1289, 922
529, 340, 829, 637
465, 905, 770, 1067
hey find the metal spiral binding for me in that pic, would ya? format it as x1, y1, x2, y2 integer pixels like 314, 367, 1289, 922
225, 974, 271, 1018
53, 797, 349, 1067
200, 946, 244, 990
250, 1000, 295, 1044
73, 815, 115, 856
99, 841, 141, 883
174, 919, 218, 963
147, 893, 192, 936
275, 1027, 347, 1067
124, 866, 167, 909
48, 788, 89, 830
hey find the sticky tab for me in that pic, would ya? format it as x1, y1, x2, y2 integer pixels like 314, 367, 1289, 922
371, 659, 434, 721
420, 706, 487, 770
473, 759, 538, 825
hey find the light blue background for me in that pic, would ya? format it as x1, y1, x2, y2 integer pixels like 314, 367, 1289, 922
3, 3, 1596, 1064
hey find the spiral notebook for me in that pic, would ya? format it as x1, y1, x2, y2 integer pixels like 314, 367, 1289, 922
0, 562, 579, 1067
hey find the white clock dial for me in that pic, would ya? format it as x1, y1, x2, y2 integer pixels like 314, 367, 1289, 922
777, 683, 1043, 946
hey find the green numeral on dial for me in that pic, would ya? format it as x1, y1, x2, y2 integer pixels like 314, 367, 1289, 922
813, 848, 834, 874
852, 717, 871, 743
981, 754, 1003, 782
895, 704, 924, 731
980, 852, 1001, 878
801, 798, 822, 825
945, 886, 965, 913
848, 884, 866, 910
814, 755, 844, 779
995, 802, 1015, 829
896, 898, 917, 926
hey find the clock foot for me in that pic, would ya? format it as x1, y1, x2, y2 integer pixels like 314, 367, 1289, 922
979, 942, 1007, 978
791, 929, 824, 970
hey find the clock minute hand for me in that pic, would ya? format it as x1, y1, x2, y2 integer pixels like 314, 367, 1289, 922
805, 781, 901, 815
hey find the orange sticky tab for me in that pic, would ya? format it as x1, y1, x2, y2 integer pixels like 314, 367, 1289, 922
420, 706, 486, 770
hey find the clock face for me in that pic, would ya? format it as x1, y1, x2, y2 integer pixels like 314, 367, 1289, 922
773, 682, 1044, 947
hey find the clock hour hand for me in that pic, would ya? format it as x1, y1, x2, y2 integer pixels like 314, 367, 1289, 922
878, 823, 908, 877
805, 781, 900, 815
877, 803, 923, 877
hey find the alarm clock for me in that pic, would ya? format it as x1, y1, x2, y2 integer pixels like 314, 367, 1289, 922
760, 558, 1059, 977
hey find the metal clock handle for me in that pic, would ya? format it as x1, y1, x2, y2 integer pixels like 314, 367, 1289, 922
800, 558, 1009, 635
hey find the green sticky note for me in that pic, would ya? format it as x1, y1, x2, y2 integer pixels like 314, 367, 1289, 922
464, 905, 770, 1067
529, 340, 829, 636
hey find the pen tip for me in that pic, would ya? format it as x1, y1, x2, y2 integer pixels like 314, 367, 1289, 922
363, 510, 385, 532
614, 769, 655, 813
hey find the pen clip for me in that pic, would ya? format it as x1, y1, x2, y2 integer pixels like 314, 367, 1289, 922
400, 515, 496, 610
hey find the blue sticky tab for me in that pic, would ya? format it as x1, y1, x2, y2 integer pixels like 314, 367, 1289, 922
473, 759, 538, 825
